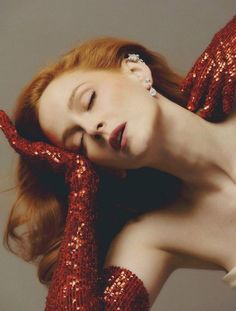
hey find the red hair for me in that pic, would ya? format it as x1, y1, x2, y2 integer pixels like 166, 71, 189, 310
2, 36, 188, 287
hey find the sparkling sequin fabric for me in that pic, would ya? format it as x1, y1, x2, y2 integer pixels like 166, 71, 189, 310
0, 111, 150, 310
180, 14, 236, 120
0, 15, 235, 310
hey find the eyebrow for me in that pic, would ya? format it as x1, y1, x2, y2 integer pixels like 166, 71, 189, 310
68, 81, 87, 110
62, 82, 87, 145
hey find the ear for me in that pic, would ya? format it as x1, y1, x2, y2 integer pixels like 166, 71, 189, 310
120, 58, 153, 91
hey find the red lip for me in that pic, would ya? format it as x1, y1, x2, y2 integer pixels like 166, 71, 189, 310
109, 122, 126, 150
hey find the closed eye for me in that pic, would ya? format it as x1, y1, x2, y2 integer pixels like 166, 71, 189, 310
79, 91, 96, 155
87, 91, 96, 110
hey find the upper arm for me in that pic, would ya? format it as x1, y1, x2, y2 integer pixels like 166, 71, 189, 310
103, 220, 176, 307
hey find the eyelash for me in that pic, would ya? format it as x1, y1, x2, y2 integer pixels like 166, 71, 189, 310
80, 91, 96, 154
87, 90, 96, 110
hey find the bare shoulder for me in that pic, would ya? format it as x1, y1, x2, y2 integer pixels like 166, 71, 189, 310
103, 210, 179, 306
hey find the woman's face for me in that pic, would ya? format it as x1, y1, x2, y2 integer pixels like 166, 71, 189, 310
38, 60, 159, 169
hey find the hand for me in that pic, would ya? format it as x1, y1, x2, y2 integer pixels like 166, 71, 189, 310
0, 110, 99, 199
180, 15, 236, 121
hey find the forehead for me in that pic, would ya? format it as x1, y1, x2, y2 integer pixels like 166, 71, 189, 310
39, 69, 90, 114
38, 68, 121, 123
39, 68, 117, 114
38, 69, 87, 143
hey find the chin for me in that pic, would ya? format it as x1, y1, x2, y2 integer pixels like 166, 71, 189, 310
126, 140, 149, 169
134, 127, 150, 151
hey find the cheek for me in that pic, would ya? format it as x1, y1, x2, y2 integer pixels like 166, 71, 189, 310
86, 140, 120, 167
101, 90, 122, 111
100, 78, 128, 107
118, 82, 148, 112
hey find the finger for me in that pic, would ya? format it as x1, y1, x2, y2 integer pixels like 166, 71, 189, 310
0, 110, 99, 197
0, 110, 76, 170
198, 74, 223, 119
180, 68, 197, 94
181, 62, 204, 95
181, 51, 212, 95
222, 75, 236, 115
186, 60, 214, 112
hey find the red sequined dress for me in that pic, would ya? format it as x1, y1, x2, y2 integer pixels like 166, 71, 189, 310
0, 14, 235, 311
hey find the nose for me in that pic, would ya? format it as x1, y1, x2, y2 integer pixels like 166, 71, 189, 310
87, 121, 106, 140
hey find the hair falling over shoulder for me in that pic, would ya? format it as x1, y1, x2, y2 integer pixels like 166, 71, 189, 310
2, 36, 188, 288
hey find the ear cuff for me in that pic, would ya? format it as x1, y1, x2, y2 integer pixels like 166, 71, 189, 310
127, 54, 157, 97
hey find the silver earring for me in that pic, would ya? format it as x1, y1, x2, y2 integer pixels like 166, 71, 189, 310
149, 87, 157, 97
127, 55, 157, 97
127, 53, 144, 63
144, 78, 157, 97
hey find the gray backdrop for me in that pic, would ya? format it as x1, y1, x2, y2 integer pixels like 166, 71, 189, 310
0, 1, 235, 310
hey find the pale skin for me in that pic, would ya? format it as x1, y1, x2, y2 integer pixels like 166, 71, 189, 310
38, 59, 236, 306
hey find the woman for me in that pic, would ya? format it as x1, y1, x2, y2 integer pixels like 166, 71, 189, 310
0, 15, 235, 310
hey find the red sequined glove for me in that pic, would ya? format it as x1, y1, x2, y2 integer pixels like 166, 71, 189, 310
0, 110, 150, 310
180, 15, 236, 120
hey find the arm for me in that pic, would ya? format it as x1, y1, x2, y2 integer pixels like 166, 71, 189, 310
45, 199, 176, 310
102, 220, 177, 308
37, 139, 151, 310
0, 110, 153, 310
180, 15, 236, 121
44, 194, 157, 310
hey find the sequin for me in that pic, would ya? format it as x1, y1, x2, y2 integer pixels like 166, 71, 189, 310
180, 14, 236, 120
0, 110, 150, 310
1, 15, 235, 311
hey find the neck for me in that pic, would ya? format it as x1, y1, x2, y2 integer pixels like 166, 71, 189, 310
146, 93, 234, 194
